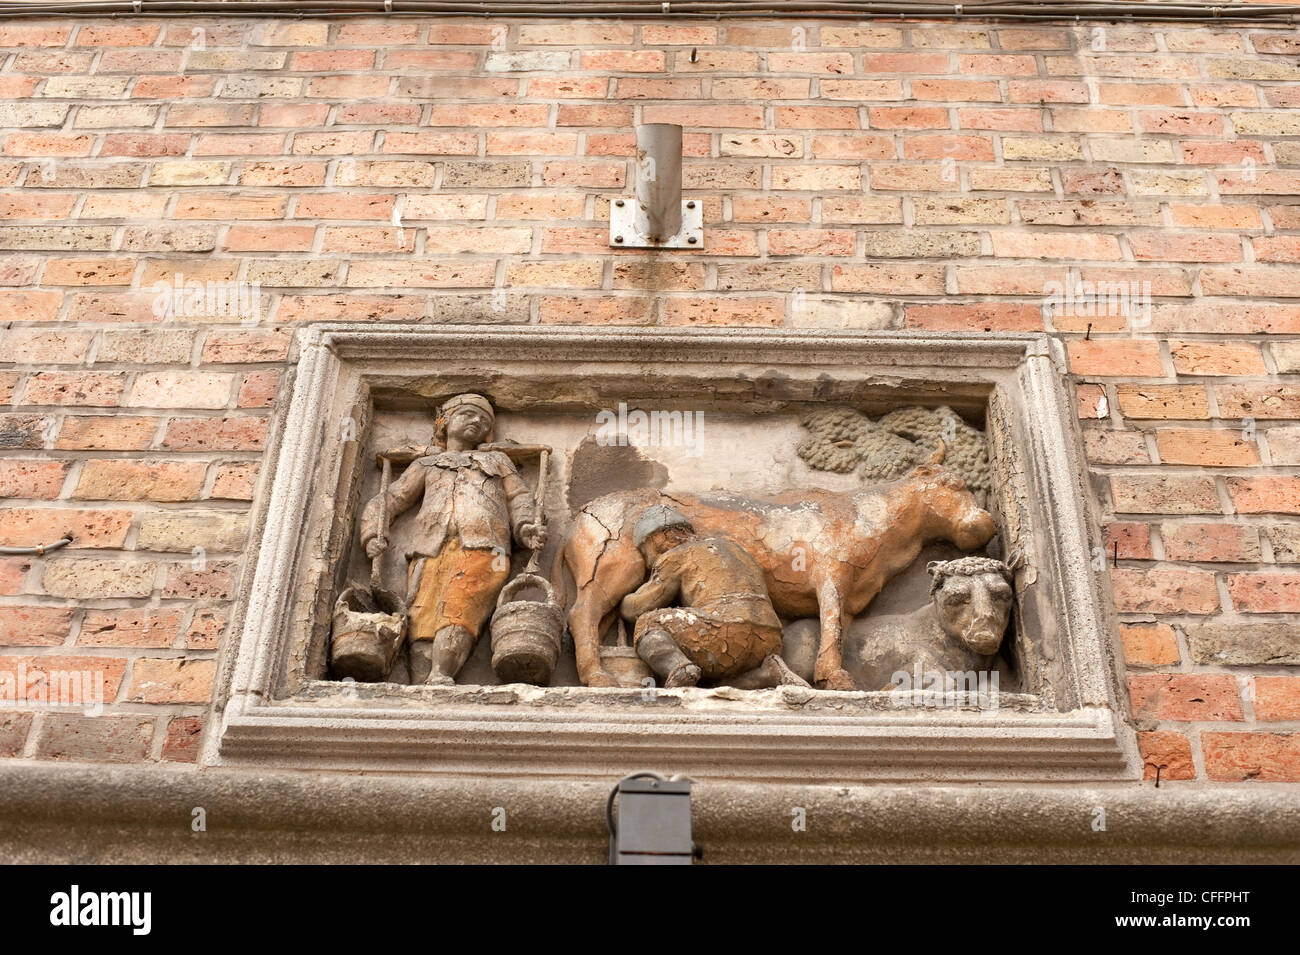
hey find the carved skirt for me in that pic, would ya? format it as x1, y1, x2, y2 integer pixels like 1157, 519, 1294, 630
633, 605, 782, 679
406, 540, 510, 642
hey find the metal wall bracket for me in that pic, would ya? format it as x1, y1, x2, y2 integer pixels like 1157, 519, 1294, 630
610, 198, 703, 249
609, 123, 702, 250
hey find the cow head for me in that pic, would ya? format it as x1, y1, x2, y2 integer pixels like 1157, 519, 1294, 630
927, 556, 1014, 656
907, 443, 997, 551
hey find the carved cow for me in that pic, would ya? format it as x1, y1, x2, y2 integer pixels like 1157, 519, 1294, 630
558, 446, 997, 690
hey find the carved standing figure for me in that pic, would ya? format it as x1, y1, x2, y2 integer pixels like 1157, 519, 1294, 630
361, 394, 547, 684
619, 506, 809, 689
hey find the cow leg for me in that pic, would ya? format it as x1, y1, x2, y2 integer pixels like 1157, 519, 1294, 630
564, 526, 647, 688
813, 577, 856, 691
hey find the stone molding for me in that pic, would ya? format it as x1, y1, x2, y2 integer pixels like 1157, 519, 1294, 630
2, 763, 1296, 864
210, 325, 1139, 782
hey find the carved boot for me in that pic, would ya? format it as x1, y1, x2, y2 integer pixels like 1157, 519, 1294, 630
637, 629, 701, 688
408, 639, 434, 685
427, 624, 475, 686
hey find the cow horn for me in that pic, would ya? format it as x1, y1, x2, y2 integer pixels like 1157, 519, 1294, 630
925, 440, 946, 466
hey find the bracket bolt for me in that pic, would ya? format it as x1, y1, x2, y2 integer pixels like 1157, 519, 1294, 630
615, 199, 625, 207
687, 236, 698, 244
686, 201, 696, 209
614, 235, 624, 243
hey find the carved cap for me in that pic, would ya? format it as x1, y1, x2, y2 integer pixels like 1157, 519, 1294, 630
440, 393, 495, 420
927, 556, 1012, 596
435, 393, 495, 443
633, 505, 694, 548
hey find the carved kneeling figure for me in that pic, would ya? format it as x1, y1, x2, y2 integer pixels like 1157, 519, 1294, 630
619, 506, 808, 690
847, 556, 1015, 690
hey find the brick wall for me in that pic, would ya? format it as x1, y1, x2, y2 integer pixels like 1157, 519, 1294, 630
0, 15, 1296, 780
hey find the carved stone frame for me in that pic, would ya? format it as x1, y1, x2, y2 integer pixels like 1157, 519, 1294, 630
207, 325, 1139, 782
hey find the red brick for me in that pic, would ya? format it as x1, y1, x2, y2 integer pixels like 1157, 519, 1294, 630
210, 462, 258, 501
1129, 674, 1242, 721
912, 79, 1000, 101
0, 508, 131, 550
958, 108, 1043, 132
1068, 340, 1163, 377
0, 605, 74, 647
0, 460, 68, 499
35, 714, 154, 763
993, 232, 1121, 260
162, 562, 235, 600
1255, 237, 1300, 264
1228, 477, 1300, 515
861, 52, 948, 73
1162, 523, 1261, 563
1129, 233, 1241, 263
0, 711, 31, 757
0, 559, 29, 596
0, 654, 126, 702
127, 657, 215, 704
185, 608, 227, 650
663, 298, 783, 327
1156, 429, 1259, 467
905, 304, 1042, 332
21, 372, 124, 408
161, 715, 204, 762
1204, 733, 1300, 782
1120, 624, 1180, 667
55, 417, 157, 451
74, 459, 205, 502
766, 52, 852, 74
162, 416, 267, 452
236, 370, 278, 408
1227, 573, 1300, 612
1111, 567, 1220, 613
1115, 385, 1209, 419
868, 107, 950, 130
1137, 731, 1196, 780
1169, 341, 1266, 376
581, 50, 664, 72
1216, 384, 1300, 419
768, 230, 855, 256
1110, 475, 1220, 514
78, 609, 181, 648
1106, 521, 1151, 559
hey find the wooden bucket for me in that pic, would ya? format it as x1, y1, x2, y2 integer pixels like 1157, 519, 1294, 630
489, 574, 564, 686
330, 585, 406, 683
600, 619, 653, 688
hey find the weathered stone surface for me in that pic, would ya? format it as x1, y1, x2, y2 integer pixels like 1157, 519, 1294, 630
33, 715, 154, 763
1187, 622, 1300, 666
0, 764, 1297, 862
41, 560, 155, 598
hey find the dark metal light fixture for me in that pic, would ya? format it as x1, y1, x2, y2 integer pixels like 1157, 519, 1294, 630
607, 771, 696, 865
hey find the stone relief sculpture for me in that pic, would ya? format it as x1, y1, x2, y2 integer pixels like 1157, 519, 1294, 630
560, 442, 997, 690
330, 394, 548, 685
617, 505, 809, 689
845, 556, 1015, 690
329, 400, 1009, 696
797, 405, 992, 497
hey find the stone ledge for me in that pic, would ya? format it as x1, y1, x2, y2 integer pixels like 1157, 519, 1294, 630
0, 762, 1295, 864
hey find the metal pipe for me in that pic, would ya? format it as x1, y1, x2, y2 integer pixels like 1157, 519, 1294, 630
634, 124, 681, 246
0, 1, 1295, 21
0, 537, 72, 556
